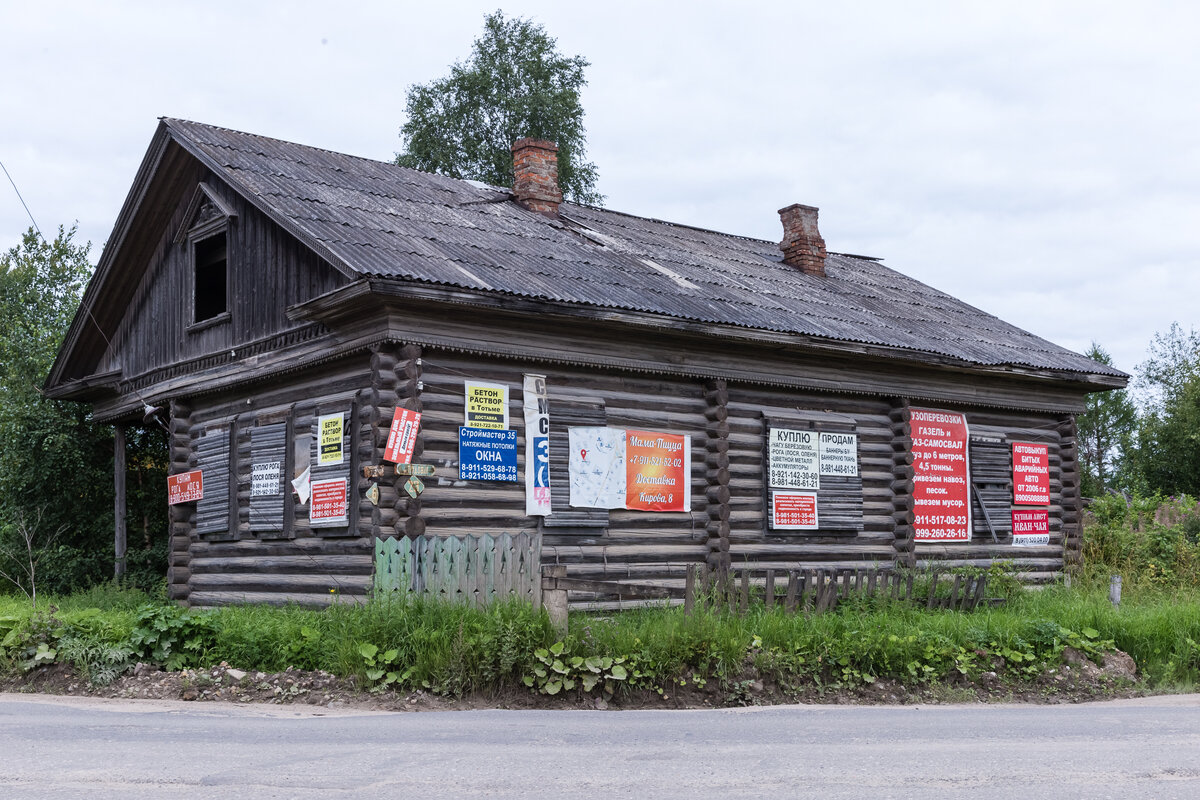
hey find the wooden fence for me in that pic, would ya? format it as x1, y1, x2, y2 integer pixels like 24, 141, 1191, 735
540, 565, 994, 616
373, 532, 542, 607
682, 566, 991, 615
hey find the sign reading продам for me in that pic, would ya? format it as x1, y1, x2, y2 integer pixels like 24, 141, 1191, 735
168, 469, 203, 505
771, 491, 818, 530
911, 408, 971, 542
1012, 442, 1050, 505
819, 431, 858, 477
1012, 509, 1050, 546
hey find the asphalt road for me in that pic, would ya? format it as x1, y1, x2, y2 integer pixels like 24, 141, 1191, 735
3, 693, 1200, 799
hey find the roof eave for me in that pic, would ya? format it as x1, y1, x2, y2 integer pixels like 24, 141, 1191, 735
290, 277, 1129, 391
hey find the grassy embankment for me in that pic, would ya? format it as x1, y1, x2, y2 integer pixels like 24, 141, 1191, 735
2, 493, 1200, 699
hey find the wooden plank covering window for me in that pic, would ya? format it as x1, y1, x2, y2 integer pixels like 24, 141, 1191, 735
763, 411, 864, 533
543, 398, 609, 530
195, 425, 232, 537
309, 408, 351, 534
970, 434, 1013, 538
249, 423, 286, 534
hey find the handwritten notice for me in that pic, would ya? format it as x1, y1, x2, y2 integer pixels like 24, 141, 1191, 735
911, 408, 971, 542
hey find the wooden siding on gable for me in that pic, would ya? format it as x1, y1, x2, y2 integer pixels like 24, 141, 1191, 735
97, 169, 346, 384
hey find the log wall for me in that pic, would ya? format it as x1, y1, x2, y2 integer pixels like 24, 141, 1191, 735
170, 358, 375, 607
168, 343, 1084, 607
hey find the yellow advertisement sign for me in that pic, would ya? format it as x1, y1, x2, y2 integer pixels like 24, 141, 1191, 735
464, 381, 508, 430
318, 413, 344, 465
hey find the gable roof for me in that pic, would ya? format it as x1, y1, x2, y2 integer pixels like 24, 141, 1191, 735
51, 117, 1126, 395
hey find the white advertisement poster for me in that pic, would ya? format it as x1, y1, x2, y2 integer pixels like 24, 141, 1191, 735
819, 432, 858, 477
250, 461, 281, 497
768, 428, 820, 490
568, 426, 626, 509
523, 374, 552, 516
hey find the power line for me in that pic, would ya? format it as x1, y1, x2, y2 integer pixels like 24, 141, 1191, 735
0, 157, 43, 240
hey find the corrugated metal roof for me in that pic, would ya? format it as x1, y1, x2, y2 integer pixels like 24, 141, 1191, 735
164, 118, 1123, 378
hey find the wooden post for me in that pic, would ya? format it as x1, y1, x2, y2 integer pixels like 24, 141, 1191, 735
684, 565, 696, 615
542, 565, 569, 634
114, 423, 127, 579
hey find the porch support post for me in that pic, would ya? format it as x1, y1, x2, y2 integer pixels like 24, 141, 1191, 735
114, 423, 127, 579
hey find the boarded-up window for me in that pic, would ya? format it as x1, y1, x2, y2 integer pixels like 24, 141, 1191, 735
969, 435, 1013, 539
763, 411, 863, 533
309, 409, 351, 533
543, 398, 609, 529
249, 423, 286, 534
195, 425, 233, 536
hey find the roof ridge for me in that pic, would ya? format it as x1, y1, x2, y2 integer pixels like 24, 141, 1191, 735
160, 117, 442, 183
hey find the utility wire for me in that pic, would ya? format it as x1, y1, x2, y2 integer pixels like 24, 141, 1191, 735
0, 157, 43, 240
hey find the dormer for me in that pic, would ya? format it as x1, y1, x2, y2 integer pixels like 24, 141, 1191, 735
174, 182, 237, 330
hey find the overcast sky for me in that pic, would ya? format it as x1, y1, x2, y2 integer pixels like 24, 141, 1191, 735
2, 1, 1196, 379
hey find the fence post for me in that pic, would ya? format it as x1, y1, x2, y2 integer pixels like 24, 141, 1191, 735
1109, 575, 1122, 609
542, 565, 569, 635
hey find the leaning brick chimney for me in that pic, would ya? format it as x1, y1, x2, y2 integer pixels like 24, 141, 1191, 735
512, 138, 563, 216
778, 203, 827, 277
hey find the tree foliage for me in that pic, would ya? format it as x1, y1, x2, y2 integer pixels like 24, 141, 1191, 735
1131, 324, 1200, 497
1077, 343, 1138, 497
0, 227, 166, 596
396, 11, 602, 205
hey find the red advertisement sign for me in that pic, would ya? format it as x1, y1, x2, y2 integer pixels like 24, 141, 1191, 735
310, 478, 348, 526
1012, 509, 1050, 546
624, 429, 690, 512
1012, 442, 1050, 505
167, 469, 203, 505
771, 491, 818, 529
384, 407, 422, 464
911, 408, 971, 542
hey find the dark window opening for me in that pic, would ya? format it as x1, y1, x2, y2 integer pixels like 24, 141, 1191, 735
194, 232, 228, 323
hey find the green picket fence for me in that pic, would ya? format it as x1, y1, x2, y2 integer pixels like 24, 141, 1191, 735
373, 532, 542, 607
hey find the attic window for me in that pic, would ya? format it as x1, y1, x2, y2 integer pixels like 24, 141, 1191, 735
193, 230, 228, 324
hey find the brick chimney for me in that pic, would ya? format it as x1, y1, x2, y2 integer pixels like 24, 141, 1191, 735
512, 138, 563, 216
778, 204, 827, 277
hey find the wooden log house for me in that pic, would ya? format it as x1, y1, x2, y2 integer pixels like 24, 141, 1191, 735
45, 119, 1127, 607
